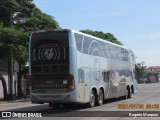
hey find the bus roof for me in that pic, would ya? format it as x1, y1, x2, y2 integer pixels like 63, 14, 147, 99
31, 28, 130, 50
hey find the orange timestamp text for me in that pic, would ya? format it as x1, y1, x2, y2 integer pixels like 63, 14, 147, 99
118, 104, 160, 109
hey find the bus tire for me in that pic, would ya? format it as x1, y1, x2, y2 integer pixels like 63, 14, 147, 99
127, 86, 131, 99
131, 85, 134, 94
97, 89, 104, 106
87, 90, 96, 107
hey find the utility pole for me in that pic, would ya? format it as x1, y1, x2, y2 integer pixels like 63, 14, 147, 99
7, 8, 14, 100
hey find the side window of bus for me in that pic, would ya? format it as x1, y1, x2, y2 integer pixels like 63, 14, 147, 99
78, 69, 84, 83
88, 39, 104, 57
133, 69, 136, 79
75, 34, 108, 58
83, 36, 92, 55
102, 71, 110, 82
74, 33, 83, 52
122, 49, 129, 61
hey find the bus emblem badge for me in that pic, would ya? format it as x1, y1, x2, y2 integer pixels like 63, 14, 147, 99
44, 48, 54, 60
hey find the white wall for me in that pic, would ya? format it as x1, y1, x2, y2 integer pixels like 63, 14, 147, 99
0, 61, 19, 99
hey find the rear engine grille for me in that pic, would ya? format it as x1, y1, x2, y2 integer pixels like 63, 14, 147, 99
32, 64, 69, 89
33, 74, 69, 89
33, 64, 67, 74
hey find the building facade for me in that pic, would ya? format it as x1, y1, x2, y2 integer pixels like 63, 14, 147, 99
146, 66, 160, 82
0, 54, 19, 99
147, 66, 160, 73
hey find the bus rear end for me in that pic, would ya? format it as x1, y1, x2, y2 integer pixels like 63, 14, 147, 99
29, 29, 76, 104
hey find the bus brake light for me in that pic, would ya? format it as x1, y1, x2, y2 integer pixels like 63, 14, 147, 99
66, 74, 75, 92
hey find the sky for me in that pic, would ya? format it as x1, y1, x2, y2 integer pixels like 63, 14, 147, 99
33, 0, 160, 67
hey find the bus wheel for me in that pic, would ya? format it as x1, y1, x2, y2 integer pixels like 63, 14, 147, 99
127, 87, 131, 99
87, 90, 95, 107
97, 89, 104, 106
131, 86, 134, 94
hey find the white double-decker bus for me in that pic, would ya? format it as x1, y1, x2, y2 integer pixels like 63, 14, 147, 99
29, 29, 137, 107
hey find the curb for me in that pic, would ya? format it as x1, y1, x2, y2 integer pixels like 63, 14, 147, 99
0, 98, 30, 104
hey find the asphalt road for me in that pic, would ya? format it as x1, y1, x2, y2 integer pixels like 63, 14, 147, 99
1, 82, 160, 120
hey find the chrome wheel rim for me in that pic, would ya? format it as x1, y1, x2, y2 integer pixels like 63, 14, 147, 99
90, 92, 95, 106
99, 91, 103, 104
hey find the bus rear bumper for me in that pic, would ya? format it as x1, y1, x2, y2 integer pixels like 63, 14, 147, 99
30, 91, 77, 104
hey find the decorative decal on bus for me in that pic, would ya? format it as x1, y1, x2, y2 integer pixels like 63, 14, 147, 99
33, 45, 67, 61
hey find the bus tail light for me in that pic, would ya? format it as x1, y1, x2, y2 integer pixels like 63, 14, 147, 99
66, 74, 75, 92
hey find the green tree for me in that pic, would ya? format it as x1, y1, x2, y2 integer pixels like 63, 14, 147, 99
135, 63, 147, 83
14, 7, 60, 32
135, 63, 142, 82
0, 0, 60, 98
80, 29, 123, 45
